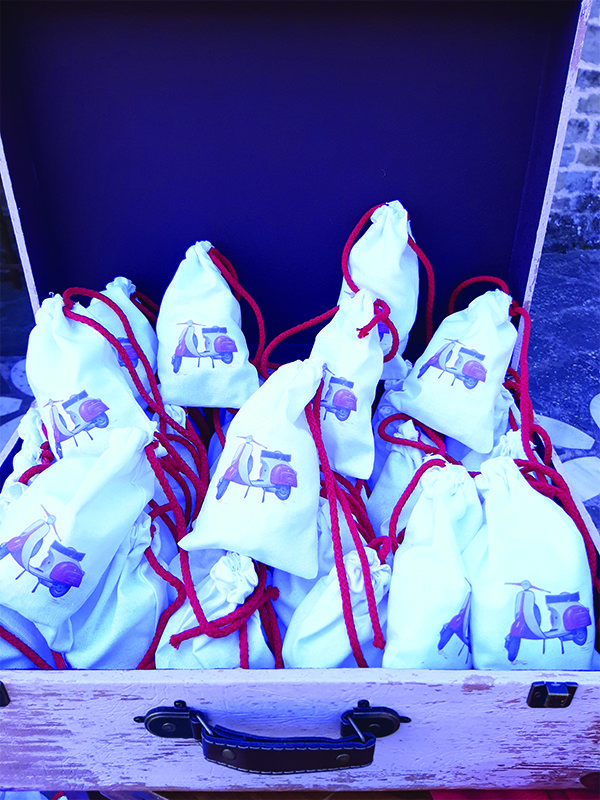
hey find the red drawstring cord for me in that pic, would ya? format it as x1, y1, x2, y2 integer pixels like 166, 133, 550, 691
19, 439, 55, 485
171, 556, 280, 647
208, 247, 267, 373
0, 625, 54, 669
407, 235, 436, 345
130, 290, 159, 324
212, 407, 226, 448
378, 412, 460, 464
357, 298, 400, 364
340, 203, 386, 293
259, 305, 338, 379
306, 382, 386, 662
388, 458, 448, 550
447, 275, 511, 315
258, 598, 284, 668
187, 406, 212, 449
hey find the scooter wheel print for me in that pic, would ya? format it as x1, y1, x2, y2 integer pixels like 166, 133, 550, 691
505, 634, 520, 663
172, 354, 182, 374
94, 413, 109, 428
216, 477, 230, 500
275, 484, 291, 501
462, 376, 478, 389
49, 582, 70, 598
221, 352, 234, 365
572, 627, 588, 646
334, 407, 351, 422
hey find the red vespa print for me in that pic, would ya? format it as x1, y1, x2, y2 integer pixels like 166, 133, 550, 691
216, 435, 297, 502
417, 339, 487, 389
321, 366, 357, 422
47, 391, 110, 458
172, 321, 237, 372
504, 580, 591, 662
438, 590, 472, 655
0, 507, 85, 598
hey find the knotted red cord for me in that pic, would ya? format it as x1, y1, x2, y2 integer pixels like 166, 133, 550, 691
447, 275, 511, 315
19, 440, 55, 484
212, 408, 226, 448
0, 625, 54, 669
208, 247, 267, 372
238, 622, 250, 669
171, 556, 280, 646
258, 305, 338, 379
388, 458, 448, 549
357, 298, 400, 364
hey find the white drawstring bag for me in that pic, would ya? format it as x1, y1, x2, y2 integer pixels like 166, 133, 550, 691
0, 605, 53, 669
155, 551, 275, 669
76, 277, 158, 406
392, 290, 518, 453
282, 547, 391, 668
308, 289, 384, 479
445, 386, 519, 469
272, 496, 357, 632
51, 511, 169, 668
156, 241, 259, 409
179, 359, 322, 579
0, 427, 155, 645
382, 463, 483, 669
368, 376, 412, 489
467, 457, 595, 670
337, 201, 419, 378
26, 295, 156, 461
0, 405, 47, 516
365, 419, 432, 536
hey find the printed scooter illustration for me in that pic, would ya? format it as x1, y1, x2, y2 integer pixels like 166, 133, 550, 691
0, 507, 85, 598
216, 435, 297, 502
438, 590, 471, 655
321, 366, 357, 422
172, 320, 237, 372
47, 391, 110, 458
417, 339, 487, 389
504, 580, 591, 662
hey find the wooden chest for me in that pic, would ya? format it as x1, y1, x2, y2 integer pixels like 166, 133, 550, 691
1, 0, 598, 792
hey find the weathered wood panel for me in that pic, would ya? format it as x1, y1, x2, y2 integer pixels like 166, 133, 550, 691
1, 669, 598, 791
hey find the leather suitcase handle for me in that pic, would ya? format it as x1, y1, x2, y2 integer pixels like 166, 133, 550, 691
136, 700, 409, 774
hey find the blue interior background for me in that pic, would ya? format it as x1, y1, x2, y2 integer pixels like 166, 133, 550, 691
0, 1, 579, 360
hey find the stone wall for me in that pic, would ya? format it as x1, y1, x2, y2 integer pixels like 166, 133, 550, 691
544, 0, 600, 251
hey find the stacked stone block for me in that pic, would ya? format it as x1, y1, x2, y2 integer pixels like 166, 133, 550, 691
545, 0, 600, 251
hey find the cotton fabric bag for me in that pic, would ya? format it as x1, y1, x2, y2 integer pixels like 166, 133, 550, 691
75, 277, 158, 406
272, 496, 357, 632
156, 241, 259, 408
0, 605, 53, 669
445, 385, 519, 469
466, 456, 595, 670
383, 463, 483, 669
52, 511, 170, 668
26, 294, 155, 461
337, 200, 419, 378
155, 551, 275, 669
179, 359, 322, 579
282, 547, 391, 668
0, 427, 155, 649
390, 290, 518, 453
308, 289, 384, 479
366, 418, 432, 536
